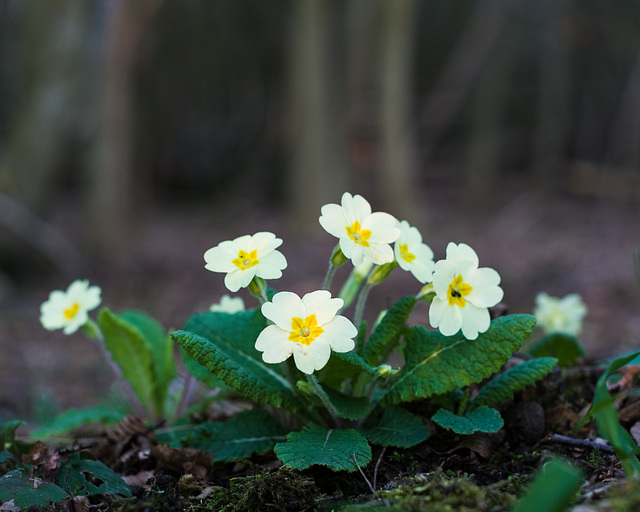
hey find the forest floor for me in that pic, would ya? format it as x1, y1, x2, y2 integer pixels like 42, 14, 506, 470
0, 181, 639, 510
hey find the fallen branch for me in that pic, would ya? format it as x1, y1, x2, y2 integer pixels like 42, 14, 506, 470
544, 433, 615, 454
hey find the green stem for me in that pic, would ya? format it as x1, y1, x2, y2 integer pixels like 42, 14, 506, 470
322, 262, 336, 291
306, 373, 340, 425
354, 281, 373, 328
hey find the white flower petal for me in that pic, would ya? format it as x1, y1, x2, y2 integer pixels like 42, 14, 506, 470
446, 242, 478, 274
362, 212, 400, 244
204, 243, 238, 273
429, 298, 462, 336
341, 193, 371, 224
262, 291, 305, 330
252, 231, 283, 255
466, 268, 504, 307
319, 203, 348, 238
301, 290, 342, 325
294, 340, 331, 374
224, 269, 255, 293
320, 316, 357, 352
255, 325, 295, 363
460, 304, 490, 340
431, 260, 456, 296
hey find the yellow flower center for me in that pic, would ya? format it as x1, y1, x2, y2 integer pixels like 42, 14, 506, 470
63, 303, 80, 320
399, 243, 415, 263
346, 220, 371, 247
232, 249, 259, 270
447, 274, 473, 307
289, 314, 324, 346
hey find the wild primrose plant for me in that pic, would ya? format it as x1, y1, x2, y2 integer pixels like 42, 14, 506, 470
167, 192, 556, 472
526, 292, 588, 366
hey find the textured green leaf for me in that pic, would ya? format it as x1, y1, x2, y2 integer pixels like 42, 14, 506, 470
173, 309, 301, 411
432, 406, 503, 434
511, 458, 582, 512
275, 424, 372, 472
469, 357, 557, 410
382, 315, 536, 404
57, 453, 131, 497
31, 405, 127, 437
181, 347, 225, 389
119, 310, 176, 406
361, 296, 416, 365
0, 470, 68, 507
360, 407, 430, 448
172, 409, 287, 462
528, 333, 584, 366
98, 308, 156, 416
317, 348, 378, 389
322, 385, 371, 420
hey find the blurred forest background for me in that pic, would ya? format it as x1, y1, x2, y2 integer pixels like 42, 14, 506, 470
1, 0, 640, 420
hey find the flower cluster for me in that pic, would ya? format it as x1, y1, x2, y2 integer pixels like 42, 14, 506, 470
198, 191, 505, 374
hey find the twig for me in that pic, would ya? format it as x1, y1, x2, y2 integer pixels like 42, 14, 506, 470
373, 447, 386, 491
544, 433, 615, 454
351, 453, 376, 495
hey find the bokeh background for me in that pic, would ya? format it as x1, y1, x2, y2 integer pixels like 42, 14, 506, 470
0, 0, 639, 423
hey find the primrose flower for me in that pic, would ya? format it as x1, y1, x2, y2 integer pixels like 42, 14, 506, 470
209, 294, 245, 314
533, 292, 587, 336
429, 243, 504, 340
319, 192, 400, 267
394, 220, 435, 283
255, 290, 357, 374
204, 232, 287, 293
40, 279, 102, 335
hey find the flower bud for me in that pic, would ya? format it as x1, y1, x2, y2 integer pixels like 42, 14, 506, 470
367, 261, 398, 285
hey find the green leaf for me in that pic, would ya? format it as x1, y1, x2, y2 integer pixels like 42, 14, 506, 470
360, 407, 430, 448
584, 350, 640, 478
181, 347, 225, 390
57, 452, 132, 497
511, 458, 582, 512
361, 296, 416, 366
98, 308, 157, 417
30, 406, 127, 437
317, 348, 378, 388
321, 385, 371, 420
0, 470, 68, 507
469, 357, 558, 410
171, 409, 287, 462
275, 423, 372, 472
173, 309, 301, 411
528, 333, 584, 366
432, 406, 503, 435
382, 315, 536, 404
119, 310, 176, 407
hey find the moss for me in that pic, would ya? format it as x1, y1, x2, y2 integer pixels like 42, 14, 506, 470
339, 472, 518, 512
204, 467, 318, 512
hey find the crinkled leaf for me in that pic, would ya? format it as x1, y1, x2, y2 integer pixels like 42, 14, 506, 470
317, 331, 372, 388
382, 315, 536, 404
167, 409, 287, 462
31, 405, 127, 437
511, 458, 583, 512
57, 453, 131, 497
119, 310, 176, 406
275, 423, 372, 472
181, 348, 225, 390
432, 406, 503, 434
528, 333, 584, 367
360, 407, 430, 448
470, 357, 557, 410
173, 309, 301, 411
361, 296, 416, 365
584, 350, 640, 478
322, 385, 371, 420
98, 308, 156, 416
0, 470, 68, 507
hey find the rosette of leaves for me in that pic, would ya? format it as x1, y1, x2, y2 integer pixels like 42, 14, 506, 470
173, 298, 540, 471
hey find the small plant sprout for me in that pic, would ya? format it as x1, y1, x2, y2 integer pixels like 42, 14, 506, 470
319, 192, 400, 267
209, 294, 246, 313
429, 242, 504, 340
255, 290, 357, 375
40, 279, 101, 335
394, 220, 435, 284
533, 292, 587, 336
203, 231, 287, 296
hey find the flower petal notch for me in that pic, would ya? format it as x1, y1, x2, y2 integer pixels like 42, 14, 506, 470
429, 242, 504, 340
255, 290, 358, 374
40, 279, 102, 335
533, 292, 587, 336
319, 192, 400, 267
394, 220, 435, 284
204, 232, 287, 292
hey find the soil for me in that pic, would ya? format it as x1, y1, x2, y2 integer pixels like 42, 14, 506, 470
1, 181, 639, 510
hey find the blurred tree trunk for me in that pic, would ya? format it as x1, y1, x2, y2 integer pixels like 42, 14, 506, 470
86, 0, 161, 255
1, 0, 88, 210
376, 0, 418, 221
287, 0, 348, 226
